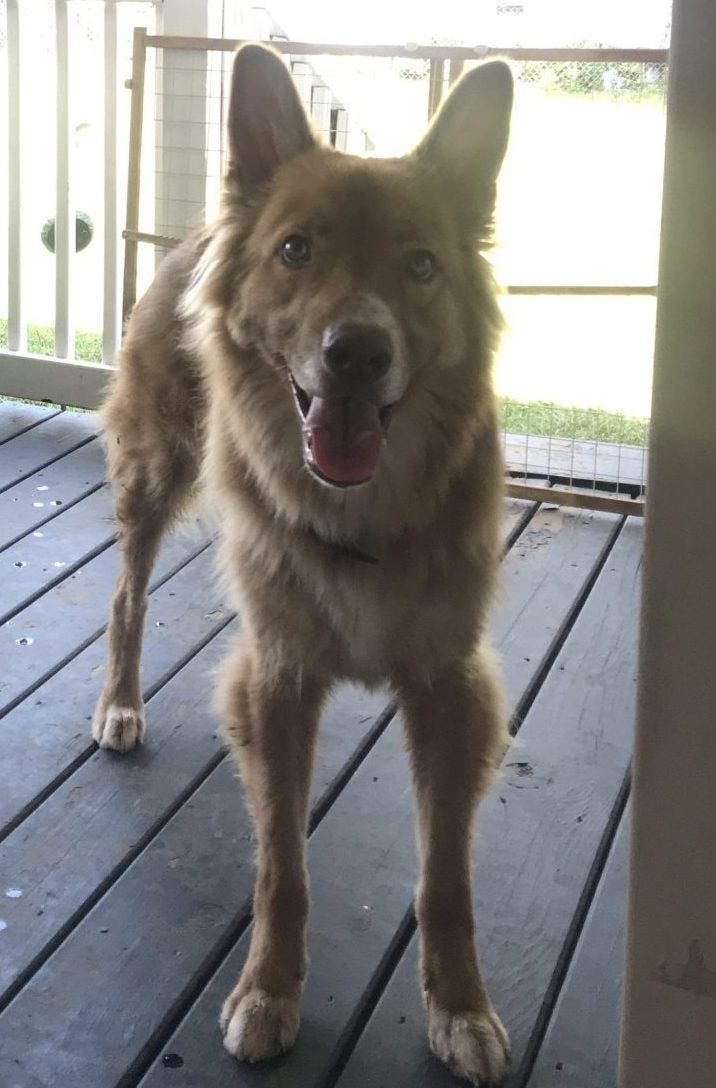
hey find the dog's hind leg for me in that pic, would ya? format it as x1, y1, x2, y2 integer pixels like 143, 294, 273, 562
398, 645, 511, 1087
218, 642, 327, 1063
92, 373, 201, 752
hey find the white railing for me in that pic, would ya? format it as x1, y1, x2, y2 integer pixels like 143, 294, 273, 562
1, 0, 157, 407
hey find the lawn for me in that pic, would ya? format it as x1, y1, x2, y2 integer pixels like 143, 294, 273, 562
0, 319, 103, 364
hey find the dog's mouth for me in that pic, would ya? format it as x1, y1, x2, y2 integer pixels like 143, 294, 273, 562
289, 377, 395, 488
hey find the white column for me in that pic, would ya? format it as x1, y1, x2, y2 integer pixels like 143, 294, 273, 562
154, 0, 224, 249
620, 1, 716, 1085
102, 0, 119, 361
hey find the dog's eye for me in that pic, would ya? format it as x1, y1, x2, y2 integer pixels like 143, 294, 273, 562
404, 249, 437, 283
280, 234, 312, 267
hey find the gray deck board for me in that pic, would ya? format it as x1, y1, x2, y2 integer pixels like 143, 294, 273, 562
0, 436, 107, 550
334, 521, 641, 1088
0, 514, 213, 719
0, 401, 62, 444
127, 514, 626, 1088
0, 543, 231, 835
526, 812, 630, 1088
0, 410, 97, 491
0, 402, 641, 1088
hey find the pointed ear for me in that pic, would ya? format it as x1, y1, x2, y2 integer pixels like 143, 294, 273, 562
414, 60, 513, 232
227, 44, 316, 193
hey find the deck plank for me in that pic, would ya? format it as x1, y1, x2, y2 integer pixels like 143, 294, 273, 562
0, 506, 620, 1088
0, 685, 394, 1087
0, 486, 115, 622
0, 401, 61, 445
526, 812, 629, 1088
495, 505, 616, 711
0, 397, 642, 1088
0, 543, 227, 835
333, 520, 641, 1088
0, 437, 106, 550
0, 516, 212, 719
0, 409, 97, 491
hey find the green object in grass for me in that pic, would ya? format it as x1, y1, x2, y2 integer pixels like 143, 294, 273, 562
41, 211, 94, 254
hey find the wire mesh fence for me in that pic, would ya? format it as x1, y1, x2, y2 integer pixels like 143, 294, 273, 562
126, 37, 667, 512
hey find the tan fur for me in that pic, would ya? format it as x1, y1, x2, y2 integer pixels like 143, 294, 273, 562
93, 45, 514, 1085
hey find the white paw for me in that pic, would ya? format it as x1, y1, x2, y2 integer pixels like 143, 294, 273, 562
92, 703, 146, 752
429, 1005, 510, 1086
221, 987, 299, 1063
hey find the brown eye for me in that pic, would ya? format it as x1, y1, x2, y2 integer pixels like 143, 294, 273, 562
405, 249, 437, 283
280, 234, 312, 267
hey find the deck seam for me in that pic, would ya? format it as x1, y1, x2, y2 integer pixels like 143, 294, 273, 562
511, 768, 632, 1088
113, 705, 400, 1088
503, 500, 541, 554
0, 746, 230, 1017
0, 532, 118, 627
292, 513, 630, 1086
318, 906, 418, 1088
0, 433, 98, 495
0, 601, 235, 848
0, 480, 108, 556
0, 407, 63, 448
0, 538, 215, 724
509, 515, 627, 735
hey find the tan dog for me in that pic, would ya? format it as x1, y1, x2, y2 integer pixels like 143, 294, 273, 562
93, 44, 514, 1086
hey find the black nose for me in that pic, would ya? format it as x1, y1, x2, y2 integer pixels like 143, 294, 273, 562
322, 324, 393, 383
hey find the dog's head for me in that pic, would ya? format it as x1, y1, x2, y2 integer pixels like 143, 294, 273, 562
191, 45, 512, 493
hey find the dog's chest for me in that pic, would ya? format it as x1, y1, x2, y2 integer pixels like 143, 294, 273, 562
324, 567, 392, 680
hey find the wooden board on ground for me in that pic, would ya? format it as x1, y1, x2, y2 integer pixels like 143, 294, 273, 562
0, 516, 212, 718
526, 811, 630, 1088
0, 542, 226, 834
333, 520, 641, 1088
0, 410, 97, 489
1, 510, 629, 1088
0, 401, 643, 1088
0, 401, 61, 444
0, 437, 107, 548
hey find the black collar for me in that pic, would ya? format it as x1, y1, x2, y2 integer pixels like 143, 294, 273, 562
306, 526, 380, 565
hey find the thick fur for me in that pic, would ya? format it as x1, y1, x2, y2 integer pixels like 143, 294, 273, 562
94, 45, 514, 1085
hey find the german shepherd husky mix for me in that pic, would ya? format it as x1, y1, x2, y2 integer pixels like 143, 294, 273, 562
94, 44, 514, 1086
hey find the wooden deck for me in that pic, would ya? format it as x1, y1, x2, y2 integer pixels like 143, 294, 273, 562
0, 400, 639, 1088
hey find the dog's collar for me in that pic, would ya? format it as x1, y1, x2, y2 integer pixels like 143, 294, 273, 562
306, 526, 380, 565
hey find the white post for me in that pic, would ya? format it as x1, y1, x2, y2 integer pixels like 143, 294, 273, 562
620, 1, 716, 1085
102, 0, 119, 362
154, 0, 224, 249
54, 0, 74, 360
6, 0, 25, 352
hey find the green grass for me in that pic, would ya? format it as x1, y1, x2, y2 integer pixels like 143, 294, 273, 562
0, 319, 103, 363
499, 397, 649, 446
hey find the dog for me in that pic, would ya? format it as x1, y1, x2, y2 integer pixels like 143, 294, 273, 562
92, 44, 514, 1086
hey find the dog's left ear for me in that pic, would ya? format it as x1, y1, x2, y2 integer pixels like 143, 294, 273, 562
227, 44, 316, 194
415, 60, 513, 233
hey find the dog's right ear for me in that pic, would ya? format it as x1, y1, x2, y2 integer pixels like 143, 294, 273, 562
227, 44, 316, 194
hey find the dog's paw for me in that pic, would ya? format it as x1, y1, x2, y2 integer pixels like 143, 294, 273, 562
221, 987, 299, 1063
428, 1004, 510, 1086
92, 703, 146, 752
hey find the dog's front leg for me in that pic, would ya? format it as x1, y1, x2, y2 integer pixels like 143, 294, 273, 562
218, 641, 326, 1063
398, 645, 511, 1087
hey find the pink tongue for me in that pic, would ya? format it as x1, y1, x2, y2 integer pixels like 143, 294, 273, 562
304, 396, 383, 485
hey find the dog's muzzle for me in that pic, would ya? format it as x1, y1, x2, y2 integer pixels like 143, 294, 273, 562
289, 323, 398, 488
